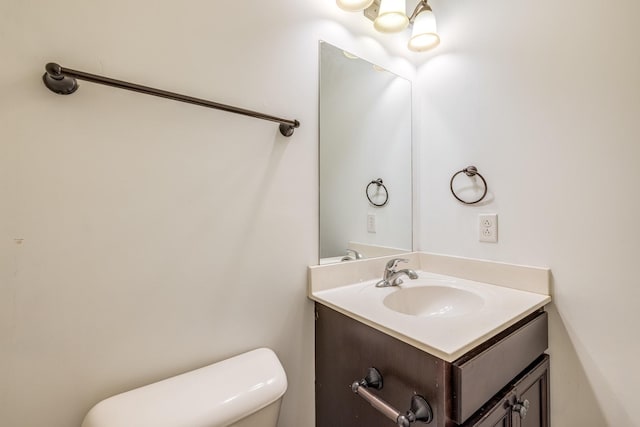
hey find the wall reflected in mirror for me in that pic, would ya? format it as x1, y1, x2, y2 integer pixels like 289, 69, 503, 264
319, 41, 412, 265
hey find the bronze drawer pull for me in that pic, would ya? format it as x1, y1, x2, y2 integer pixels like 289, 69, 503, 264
512, 399, 530, 419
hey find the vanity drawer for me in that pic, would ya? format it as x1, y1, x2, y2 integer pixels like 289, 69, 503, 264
451, 310, 548, 424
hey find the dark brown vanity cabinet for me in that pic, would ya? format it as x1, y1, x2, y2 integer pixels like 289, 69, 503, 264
315, 303, 550, 427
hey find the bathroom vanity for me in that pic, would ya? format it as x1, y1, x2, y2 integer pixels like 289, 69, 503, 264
309, 253, 551, 427
315, 304, 548, 427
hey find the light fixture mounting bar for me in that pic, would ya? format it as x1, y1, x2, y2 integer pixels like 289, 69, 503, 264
364, 0, 381, 21
408, 0, 430, 22
364, 0, 431, 25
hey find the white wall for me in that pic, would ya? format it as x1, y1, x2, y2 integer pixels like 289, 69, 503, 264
0, 1, 413, 426
417, 0, 640, 425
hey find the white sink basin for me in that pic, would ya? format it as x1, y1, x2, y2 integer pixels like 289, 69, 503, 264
383, 286, 485, 317
310, 270, 551, 361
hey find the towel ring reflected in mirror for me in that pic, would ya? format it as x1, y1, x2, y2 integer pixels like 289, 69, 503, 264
450, 166, 488, 204
366, 178, 389, 207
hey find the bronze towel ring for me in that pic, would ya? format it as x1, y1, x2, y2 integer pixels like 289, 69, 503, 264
366, 178, 389, 207
450, 166, 488, 204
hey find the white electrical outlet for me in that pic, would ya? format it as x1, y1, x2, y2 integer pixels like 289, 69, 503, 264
367, 214, 376, 233
479, 214, 498, 243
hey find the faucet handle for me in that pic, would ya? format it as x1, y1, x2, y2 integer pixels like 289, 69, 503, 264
386, 258, 409, 271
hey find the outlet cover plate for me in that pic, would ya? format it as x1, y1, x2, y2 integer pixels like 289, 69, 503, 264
367, 214, 376, 233
479, 213, 498, 243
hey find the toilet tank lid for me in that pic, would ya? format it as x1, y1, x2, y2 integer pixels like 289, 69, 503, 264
81, 348, 287, 427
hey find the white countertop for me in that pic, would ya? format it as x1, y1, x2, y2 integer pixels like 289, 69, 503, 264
310, 269, 551, 362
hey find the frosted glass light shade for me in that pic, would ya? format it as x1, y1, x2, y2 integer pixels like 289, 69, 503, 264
336, 0, 375, 12
408, 9, 440, 52
374, 0, 409, 33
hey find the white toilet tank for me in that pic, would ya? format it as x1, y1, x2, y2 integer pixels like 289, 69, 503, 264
81, 348, 287, 427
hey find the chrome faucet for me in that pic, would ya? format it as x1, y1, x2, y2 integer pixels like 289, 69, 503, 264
341, 248, 364, 262
375, 258, 418, 288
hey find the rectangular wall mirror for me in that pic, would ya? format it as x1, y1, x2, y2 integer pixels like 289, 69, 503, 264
319, 41, 413, 265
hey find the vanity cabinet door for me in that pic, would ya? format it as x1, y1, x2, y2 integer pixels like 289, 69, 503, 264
463, 355, 549, 427
462, 392, 515, 427
511, 355, 550, 427
314, 303, 450, 427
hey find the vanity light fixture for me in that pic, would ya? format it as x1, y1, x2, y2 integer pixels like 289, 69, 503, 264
374, 0, 409, 33
336, 0, 440, 52
336, 0, 375, 12
407, 1, 440, 51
